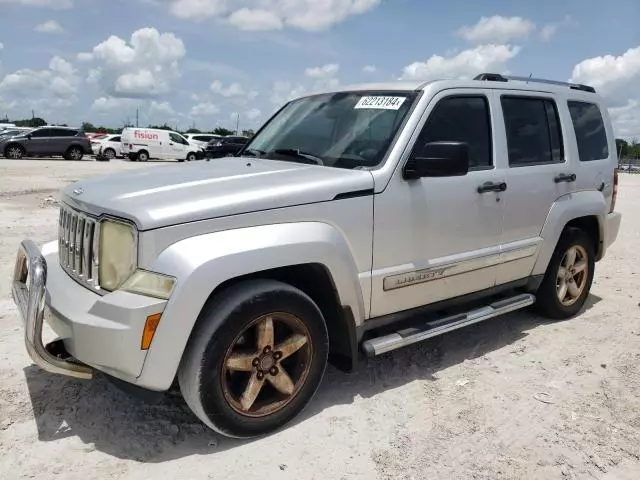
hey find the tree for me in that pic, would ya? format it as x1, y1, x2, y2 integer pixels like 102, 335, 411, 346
616, 138, 629, 158
242, 129, 255, 138
213, 127, 234, 136
186, 127, 202, 134
13, 117, 47, 127
147, 123, 174, 131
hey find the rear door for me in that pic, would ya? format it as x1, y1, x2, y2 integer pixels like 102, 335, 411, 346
494, 91, 574, 285
49, 128, 78, 155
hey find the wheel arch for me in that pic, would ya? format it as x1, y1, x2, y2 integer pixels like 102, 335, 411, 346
4, 142, 24, 157
532, 191, 607, 277
135, 222, 366, 391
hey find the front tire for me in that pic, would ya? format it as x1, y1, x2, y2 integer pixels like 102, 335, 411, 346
5, 144, 25, 159
535, 227, 595, 319
178, 280, 329, 438
186, 152, 197, 162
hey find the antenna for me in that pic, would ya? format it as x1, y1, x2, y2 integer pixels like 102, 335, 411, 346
527, 73, 533, 83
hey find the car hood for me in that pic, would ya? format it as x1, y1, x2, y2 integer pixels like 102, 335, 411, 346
61, 157, 374, 230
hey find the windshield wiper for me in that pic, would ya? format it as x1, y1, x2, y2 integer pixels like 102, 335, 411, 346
242, 148, 265, 157
271, 148, 324, 165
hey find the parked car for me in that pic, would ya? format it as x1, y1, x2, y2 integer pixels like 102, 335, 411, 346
204, 135, 249, 158
11, 73, 622, 439
184, 133, 222, 150
3, 126, 92, 160
91, 134, 122, 159
120, 127, 203, 162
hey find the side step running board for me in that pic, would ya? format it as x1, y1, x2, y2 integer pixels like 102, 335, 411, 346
362, 293, 535, 357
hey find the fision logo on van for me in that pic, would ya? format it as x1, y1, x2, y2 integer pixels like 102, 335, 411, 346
133, 130, 159, 140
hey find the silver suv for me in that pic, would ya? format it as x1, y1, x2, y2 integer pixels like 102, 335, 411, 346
3, 126, 92, 160
11, 73, 622, 438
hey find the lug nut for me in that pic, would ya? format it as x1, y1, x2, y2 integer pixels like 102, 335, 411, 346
257, 371, 265, 380
273, 351, 282, 360
252, 358, 260, 367
263, 346, 272, 354
269, 366, 278, 376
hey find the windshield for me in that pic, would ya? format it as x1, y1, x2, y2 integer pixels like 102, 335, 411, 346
244, 90, 418, 169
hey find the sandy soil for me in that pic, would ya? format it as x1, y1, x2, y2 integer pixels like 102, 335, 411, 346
1, 159, 639, 480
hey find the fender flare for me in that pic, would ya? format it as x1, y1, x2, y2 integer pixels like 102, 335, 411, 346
136, 221, 366, 390
531, 190, 607, 277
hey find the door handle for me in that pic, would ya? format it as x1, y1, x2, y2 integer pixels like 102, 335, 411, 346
477, 181, 507, 193
554, 173, 576, 183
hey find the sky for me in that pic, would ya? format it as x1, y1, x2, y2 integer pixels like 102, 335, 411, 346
0, 0, 638, 138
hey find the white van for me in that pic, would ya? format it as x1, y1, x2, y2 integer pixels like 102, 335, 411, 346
120, 128, 203, 162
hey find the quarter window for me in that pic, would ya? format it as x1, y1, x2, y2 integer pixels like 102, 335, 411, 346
567, 101, 609, 161
412, 96, 492, 169
501, 96, 564, 166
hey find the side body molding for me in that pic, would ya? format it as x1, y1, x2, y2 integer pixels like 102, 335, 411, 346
136, 221, 366, 391
531, 190, 607, 277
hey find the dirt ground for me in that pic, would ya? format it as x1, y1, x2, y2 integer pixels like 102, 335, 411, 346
1, 159, 639, 480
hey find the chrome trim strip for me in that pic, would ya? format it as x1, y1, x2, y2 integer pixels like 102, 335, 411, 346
382, 242, 540, 291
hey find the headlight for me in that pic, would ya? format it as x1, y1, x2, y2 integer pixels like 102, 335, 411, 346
121, 270, 176, 299
99, 219, 137, 291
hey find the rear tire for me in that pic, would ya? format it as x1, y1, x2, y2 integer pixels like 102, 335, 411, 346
137, 150, 149, 162
186, 152, 197, 162
178, 279, 329, 439
65, 146, 84, 161
535, 227, 595, 320
103, 148, 116, 159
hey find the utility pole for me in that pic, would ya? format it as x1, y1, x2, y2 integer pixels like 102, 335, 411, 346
136, 108, 139, 128
235, 113, 240, 135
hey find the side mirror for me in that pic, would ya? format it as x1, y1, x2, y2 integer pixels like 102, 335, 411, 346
26, 133, 32, 139
403, 141, 470, 180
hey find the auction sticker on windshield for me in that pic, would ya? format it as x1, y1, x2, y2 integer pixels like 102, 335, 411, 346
354, 96, 406, 110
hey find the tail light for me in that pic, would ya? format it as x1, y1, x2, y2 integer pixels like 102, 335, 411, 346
610, 168, 618, 213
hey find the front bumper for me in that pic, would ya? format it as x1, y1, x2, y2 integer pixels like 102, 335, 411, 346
11, 239, 167, 384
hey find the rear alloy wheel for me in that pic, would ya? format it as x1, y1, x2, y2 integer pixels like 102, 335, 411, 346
179, 280, 329, 438
137, 151, 149, 162
5, 145, 25, 159
535, 227, 595, 319
103, 148, 116, 159
66, 147, 83, 161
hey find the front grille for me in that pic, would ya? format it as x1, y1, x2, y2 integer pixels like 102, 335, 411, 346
58, 204, 100, 290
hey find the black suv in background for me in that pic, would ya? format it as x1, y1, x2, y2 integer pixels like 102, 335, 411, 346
205, 135, 250, 159
2, 126, 92, 160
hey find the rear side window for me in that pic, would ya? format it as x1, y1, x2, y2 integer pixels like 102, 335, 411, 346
413, 95, 493, 169
567, 101, 609, 161
50, 128, 78, 137
111, 136, 121, 142
30, 129, 50, 138
501, 96, 564, 166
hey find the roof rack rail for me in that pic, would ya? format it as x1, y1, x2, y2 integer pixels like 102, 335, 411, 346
473, 73, 596, 93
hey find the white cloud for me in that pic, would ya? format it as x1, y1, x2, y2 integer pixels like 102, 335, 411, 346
190, 101, 220, 116
539, 15, 578, 41
245, 108, 262, 120
305, 63, 339, 78
0, 0, 72, 8
0, 56, 79, 100
270, 80, 306, 105
229, 8, 283, 30
400, 44, 520, 81
150, 101, 174, 115
363, 65, 377, 73
456, 16, 535, 44
210, 80, 246, 97
34, 19, 64, 34
91, 96, 138, 112
76, 52, 93, 61
570, 45, 640, 138
84, 27, 186, 98
167, 0, 381, 31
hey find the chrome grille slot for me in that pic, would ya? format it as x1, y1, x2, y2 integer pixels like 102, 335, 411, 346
58, 204, 100, 290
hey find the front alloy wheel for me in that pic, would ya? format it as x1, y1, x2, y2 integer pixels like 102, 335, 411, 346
222, 313, 312, 416
179, 279, 329, 438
